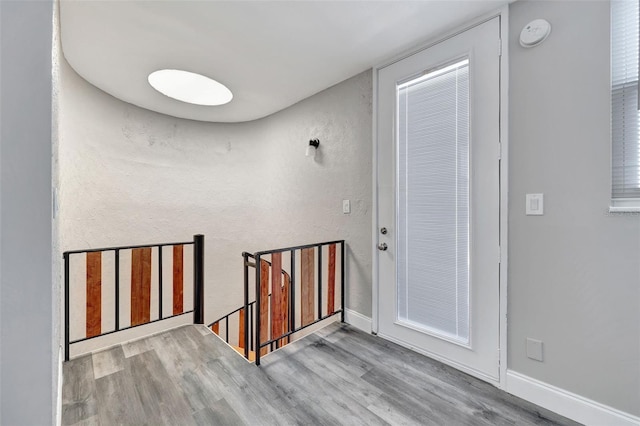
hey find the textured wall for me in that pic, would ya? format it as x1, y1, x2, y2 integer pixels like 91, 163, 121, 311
57, 57, 373, 339
0, 1, 54, 424
508, 0, 640, 415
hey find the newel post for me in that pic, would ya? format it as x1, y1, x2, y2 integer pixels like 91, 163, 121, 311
255, 254, 262, 366
64, 251, 70, 361
193, 234, 205, 324
243, 252, 250, 359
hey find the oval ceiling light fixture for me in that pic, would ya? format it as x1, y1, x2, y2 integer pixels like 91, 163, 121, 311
148, 69, 233, 106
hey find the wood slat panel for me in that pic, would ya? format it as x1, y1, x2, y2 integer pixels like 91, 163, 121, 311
270, 253, 283, 343
131, 248, 152, 326
238, 308, 245, 349
281, 273, 290, 346
301, 248, 315, 326
172, 245, 184, 315
327, 244, 336, 315
86, 252, 102, 338
260, 259, 270, 356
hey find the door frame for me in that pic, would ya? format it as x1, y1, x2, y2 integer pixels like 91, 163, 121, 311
371, 6, 509, 389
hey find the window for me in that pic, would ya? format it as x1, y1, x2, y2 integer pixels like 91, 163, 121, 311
611, 0, 640, 211
396, 59, 470, 345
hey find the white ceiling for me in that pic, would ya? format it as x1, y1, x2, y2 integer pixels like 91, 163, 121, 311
60, 0, 507, 123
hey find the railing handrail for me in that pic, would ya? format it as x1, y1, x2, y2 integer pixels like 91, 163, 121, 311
251, 239, 345, 256
243, 254, 291, 279
64, 239, 195, 256
69, 311, 194, 345
208, 299, 258, 328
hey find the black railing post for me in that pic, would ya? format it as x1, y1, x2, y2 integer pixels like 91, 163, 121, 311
158, 246, 163, 320
250, 303, 254, 351
115, 249, 120, 331
340, 241, 345, 323
255, 254, 262, 366
317, 246, 322, 320
243, 253, 250, 359
193, 234, 205, 324
64, 252, 70, 361
290, 249, 295, 334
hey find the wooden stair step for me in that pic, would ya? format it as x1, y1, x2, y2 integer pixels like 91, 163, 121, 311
231, 345, 255, 362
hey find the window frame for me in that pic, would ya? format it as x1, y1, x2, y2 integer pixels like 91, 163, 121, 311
610, 0, 640, 212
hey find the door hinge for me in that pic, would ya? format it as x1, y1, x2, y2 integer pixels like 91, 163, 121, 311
498, 39, 502, 57
498, 246, 502, 264
498, 142, 502, 160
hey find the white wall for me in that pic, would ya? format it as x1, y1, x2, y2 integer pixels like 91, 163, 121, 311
0, 1, 55, 424
508, 1, 640, 416
57, 57, 372, 341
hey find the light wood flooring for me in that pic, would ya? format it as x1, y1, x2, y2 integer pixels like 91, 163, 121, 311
62, 323, 579, 425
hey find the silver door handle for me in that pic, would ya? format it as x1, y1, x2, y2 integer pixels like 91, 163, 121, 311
377, 243, 388, 251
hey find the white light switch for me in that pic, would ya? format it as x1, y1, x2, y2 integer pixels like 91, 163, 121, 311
526, 193, 544, 215
342, 199, 351, 214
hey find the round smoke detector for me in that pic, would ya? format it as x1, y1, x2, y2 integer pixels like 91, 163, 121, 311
520, 19, 551, 48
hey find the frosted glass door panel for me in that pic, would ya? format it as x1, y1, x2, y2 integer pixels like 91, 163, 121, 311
396, 59, 470, 345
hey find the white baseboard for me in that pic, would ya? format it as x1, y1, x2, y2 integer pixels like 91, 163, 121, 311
344, 309, 372, 334
56, 345, 63, 426
506, 370, 639, 426
69, 314, 192, 359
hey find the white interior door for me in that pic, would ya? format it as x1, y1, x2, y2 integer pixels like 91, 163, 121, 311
376, 17, 501, 382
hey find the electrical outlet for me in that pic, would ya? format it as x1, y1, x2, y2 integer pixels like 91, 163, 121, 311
526, 338, 544, 362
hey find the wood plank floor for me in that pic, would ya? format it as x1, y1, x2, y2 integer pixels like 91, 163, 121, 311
62, 323, 580, 425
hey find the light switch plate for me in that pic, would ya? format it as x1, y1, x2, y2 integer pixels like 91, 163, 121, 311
342, 199, 351, 214
526, 193, 544, 215
526, 338, 544, 362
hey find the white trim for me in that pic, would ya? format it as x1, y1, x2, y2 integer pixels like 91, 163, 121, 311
397, 59, 469, 89
506, 370, 640, 426
609, 200, 640, 213
378, 331, 499, 385
371, 63, 380, 335
56, 345, 63, 426
344, 309, 372, 334
68, 316, 193, 360
497, 4, 510, 391
393, 319, 471, 349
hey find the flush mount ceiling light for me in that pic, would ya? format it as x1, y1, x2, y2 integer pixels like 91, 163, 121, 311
148, 69, 233, 106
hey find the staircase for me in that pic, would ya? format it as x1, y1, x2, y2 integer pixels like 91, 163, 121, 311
62, 235, 345, 366
208, 240, 345, 364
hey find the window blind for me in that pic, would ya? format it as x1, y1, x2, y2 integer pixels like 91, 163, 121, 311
611, 0, 640, 205
396, 59, 470, 345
